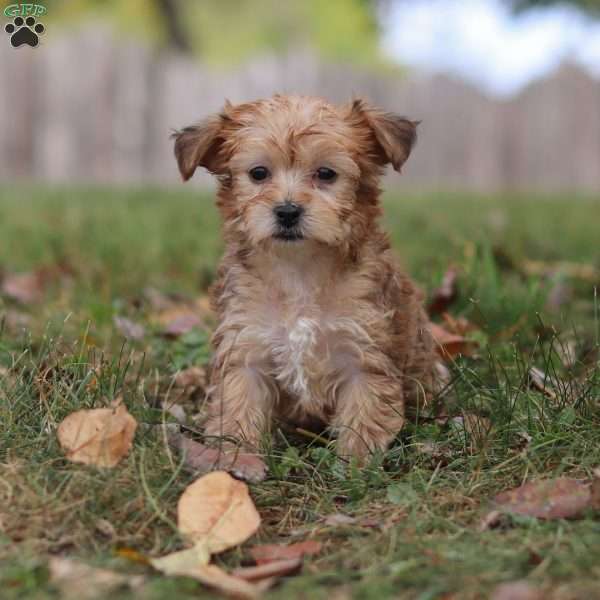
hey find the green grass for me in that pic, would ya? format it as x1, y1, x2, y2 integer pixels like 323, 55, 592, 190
0, 185, 599, 600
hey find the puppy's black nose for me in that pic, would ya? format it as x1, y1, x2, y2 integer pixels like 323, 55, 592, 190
274, 202, 303, 228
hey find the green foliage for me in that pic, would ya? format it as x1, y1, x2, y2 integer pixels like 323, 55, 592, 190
45, 0, 383, 65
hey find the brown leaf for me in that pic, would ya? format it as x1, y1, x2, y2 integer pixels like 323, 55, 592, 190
528, 367, 582, 404
250, 540, 322, 565
490, 581, 544, 600
178, 471, 261, 553
428, 268, 459, 315
154, 306, 202, 337
1, 271, 44, 304
528, 367, 558, 400
57, 403, 137, 468
478, 510, 504, 532
493, 478, 591, 520
429, 322, 477, 360
440, 312, 477, 336
232, 557, 302, 581
151, 548, 261, 600
49, 557, 144, 600
167, 429, 267, 483
184, 564, 262, 600
142, 286, 174, 311
113, 316, 146, 341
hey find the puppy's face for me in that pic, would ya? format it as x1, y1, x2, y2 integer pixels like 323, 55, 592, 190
174, 96, 417, 250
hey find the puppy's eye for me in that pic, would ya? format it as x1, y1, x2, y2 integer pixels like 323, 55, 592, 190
248, 166, 270, 182
316, 167, 337, 182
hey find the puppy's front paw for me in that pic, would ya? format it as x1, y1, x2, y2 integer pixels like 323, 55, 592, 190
336, 430, 388, 466
224, 452, 268, 483
167, 428, 268, 483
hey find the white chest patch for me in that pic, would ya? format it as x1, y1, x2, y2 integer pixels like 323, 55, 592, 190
272, 316, 319, 401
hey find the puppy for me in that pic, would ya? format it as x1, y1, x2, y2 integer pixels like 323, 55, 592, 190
173, 95, 438, 473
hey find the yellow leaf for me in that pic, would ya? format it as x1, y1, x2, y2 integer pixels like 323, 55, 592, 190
191, 564, 263, 599
177, 471, 261, 553
151, 547, 262, 599
150, 545, 210, 575
57, 404, 137, 468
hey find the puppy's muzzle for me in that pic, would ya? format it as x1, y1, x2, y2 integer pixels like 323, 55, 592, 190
273, 202, 304, 240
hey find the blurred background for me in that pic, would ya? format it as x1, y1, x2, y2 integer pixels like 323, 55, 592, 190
2, 0, 599, 191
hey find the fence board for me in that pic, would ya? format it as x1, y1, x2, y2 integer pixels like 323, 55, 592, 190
2, 27, 599, 191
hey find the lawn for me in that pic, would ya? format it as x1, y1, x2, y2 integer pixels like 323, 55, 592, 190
0, 185, 599, 600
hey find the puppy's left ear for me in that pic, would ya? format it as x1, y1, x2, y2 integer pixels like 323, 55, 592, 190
349, 99, 419, 172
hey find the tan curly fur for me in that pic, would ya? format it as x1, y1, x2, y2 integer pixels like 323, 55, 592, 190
173, 94, 438, 463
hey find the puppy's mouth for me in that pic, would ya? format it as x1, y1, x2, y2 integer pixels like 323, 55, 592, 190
273, 228, 304, 242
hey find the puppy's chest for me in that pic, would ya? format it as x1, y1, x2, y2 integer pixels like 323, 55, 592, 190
254, 280, 365, 402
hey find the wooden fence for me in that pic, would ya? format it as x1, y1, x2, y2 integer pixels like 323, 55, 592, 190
1, 26, 599, 191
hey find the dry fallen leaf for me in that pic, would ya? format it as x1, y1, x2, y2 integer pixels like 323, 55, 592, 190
490, 580, 544, 600
113, 316, 146, 341
493, 478, 592, 520
249, 540, 322, 565
49, 557, 144, 600
57, 403, 137, 468
167, 429, 268, 483
1, 271, 45, 304
528, 367, 558, 400
478, 509, 505, 532
151, 548, 261, 600
528, 367, 582, 405
428, 267, 459, 315
151, 472, 264, 598
150, 545, 210, 575
233, 557, 302, 581
154, 306, 202, 337
429, 322, 477, 360
440, 312, 478, 336
178, 471, 261, 553
185, 564, 263, 600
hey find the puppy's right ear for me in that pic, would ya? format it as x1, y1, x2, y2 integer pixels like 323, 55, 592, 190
172, 113, 227, 181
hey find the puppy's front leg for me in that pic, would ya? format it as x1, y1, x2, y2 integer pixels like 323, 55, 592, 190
202, 362, 275, 482
333, 371, 405, 463
204, 365, 275, 450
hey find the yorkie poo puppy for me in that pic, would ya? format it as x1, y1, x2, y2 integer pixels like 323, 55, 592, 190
174, 95, 438, 476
